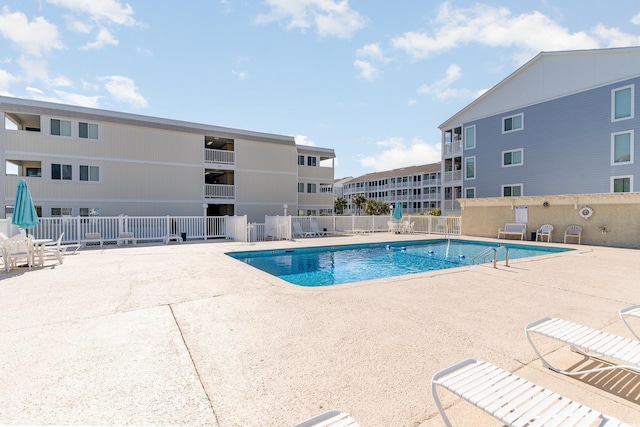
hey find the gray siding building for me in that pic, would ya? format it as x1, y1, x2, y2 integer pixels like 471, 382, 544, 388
439, 47, 640, 214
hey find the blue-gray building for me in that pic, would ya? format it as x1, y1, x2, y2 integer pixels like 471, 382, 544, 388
439, 46, 640, 214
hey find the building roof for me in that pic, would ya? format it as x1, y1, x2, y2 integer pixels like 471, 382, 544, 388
0, 95, 296, 146
296, 144, 336, 159
440, 46, 640, 129
347, 162, 440, 184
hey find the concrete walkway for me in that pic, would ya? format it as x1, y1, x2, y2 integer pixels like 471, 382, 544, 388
1, 234, 639, 426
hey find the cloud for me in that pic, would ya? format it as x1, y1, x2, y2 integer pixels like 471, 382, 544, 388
353, 43, 390, 81
81, 27, 119, 50
417, 63, 484, 101
232, 69, 250, 80
46, 0, 137, 26
391, 2, 639, 64
295, 135, 316, 146
53, 90, 101, 108
632, 13, 640, 25
0, 69, 18, 95
0, 6, 64, 57
100, 75, 148, 108
359, 137, 441, 171
255, 0, 366, 38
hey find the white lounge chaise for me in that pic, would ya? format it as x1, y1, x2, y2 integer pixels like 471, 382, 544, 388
117, 231, 137, 246
432, 358, 630, 427
310, 221, 333, 236
619, 305, 640, 341
497, 223, 526, 240
292, 410, 359, 427
292, 222, 316, 238
526, 317, 640, 375
83, 232, 103, 247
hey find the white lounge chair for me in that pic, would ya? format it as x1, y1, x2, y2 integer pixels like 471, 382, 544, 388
117, 231, 137, 246
564, 224, 582, 244
83, 232, 103, 247
526, 317, 640, 375
432, 358, 630, 427
292, 222, 316, 238
535, 224, 554, 242
497, 223, 526, 240
619, 305, 640, 341
292, 410, 359, 427
310, 221, 333, 236
41, 232, 65, 265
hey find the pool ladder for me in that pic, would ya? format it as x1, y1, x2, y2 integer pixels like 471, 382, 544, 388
473, 245, 509, 268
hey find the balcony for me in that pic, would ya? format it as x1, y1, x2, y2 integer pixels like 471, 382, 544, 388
443, 170, 462, 183
205, 184, 235, 199
443, 140, 462, 155
205, 149, 235, 166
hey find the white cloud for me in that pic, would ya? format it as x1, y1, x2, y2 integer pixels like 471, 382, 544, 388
100, 75, 148, 108
417, 63, 483, 101
353, 43, 390, 81
0, 6, 64, 57
632, 13, 640, 25
295, 135, 316, 146
232, 69, 250, 80
82, 27, 119, 50
53, 90, 101, 108
46, 0, 137, 26
255, 0, 366, 38
359, 137, 441, 171
391, 2, 639, 64
0, 69, 18, 95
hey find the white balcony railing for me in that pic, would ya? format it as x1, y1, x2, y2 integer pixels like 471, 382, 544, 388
444, 140, 462, 154
205, 184, 235, 199
205, 148, 235, 165
443, 170, 462, 183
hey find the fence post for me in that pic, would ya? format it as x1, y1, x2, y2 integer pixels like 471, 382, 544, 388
76, 216, 82, 243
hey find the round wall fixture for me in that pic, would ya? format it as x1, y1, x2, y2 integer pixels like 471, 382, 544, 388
543, 201, 549, 207
578, 205, 594, 220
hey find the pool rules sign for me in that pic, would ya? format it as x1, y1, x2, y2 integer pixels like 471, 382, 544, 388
515, 206, 528, 224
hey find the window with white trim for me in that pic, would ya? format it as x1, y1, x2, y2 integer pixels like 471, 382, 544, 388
464, 156, 475, 180
307, 156, 317, 167
307, 183, 316, 193
502, 113, 523, 133
502, 148, 523, 167
80, 207, 100, 217
51, 119, 71, 137
297, 155, 304, 166
464, 125, 475, 149
611, 130, 634, 165
51, 163, 72, 180
80, 165, 100, 182
611, 176, 632, 193
502, 184, 522, 197
297, 182, 304, 193
51, 207, 72, 217
465, 187, 475, 198
79, 122, 99, 140
612, 85, 634, 121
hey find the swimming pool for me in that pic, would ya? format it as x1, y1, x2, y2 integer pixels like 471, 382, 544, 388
227, 239, 572, 287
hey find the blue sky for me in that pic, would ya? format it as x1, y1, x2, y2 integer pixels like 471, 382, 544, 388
1, 1, 640, 179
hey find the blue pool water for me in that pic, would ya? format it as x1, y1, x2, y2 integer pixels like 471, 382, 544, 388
227, 239, 572, 287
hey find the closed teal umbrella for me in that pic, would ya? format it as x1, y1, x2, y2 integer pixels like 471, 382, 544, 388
393, 201, 403, 221
12, 179, 39, 231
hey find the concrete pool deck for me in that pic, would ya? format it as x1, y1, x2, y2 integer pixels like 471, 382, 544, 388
1, 234, 639, 426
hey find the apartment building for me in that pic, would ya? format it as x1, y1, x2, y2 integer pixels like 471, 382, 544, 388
0, 96, 335, 222
439, 46, 640, 214
342, 163, 441, 215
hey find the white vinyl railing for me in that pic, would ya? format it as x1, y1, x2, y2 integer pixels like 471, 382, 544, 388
205, 184, 235, 199
204, 148, 235, 164
26, 215, 248, 244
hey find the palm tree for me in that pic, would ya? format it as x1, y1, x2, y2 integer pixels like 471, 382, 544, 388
334, 196, 347, 214
352, 194, 366, 215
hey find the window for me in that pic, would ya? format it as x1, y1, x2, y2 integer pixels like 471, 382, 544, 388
307, 183, 316, 193
611, 176, 632, 193
80, 165, 100, 181
51, 119, 71, 136
298, 182, 304, 193
612, 85, 634, 121
79, 122, 99, 139
502, 113, 523, 133
26, 167, 41, 177
464, 125, 475, 149
502, 184, 523, 197
80, 207, 100, 217
307, 156, 317, 167
51, 163, 72, 180
298, 155, 304, 165
502, 148, 524, 167
465, 156, 475, 179
51, 207, 72, 217
611, 131, 633, 165
465, 187, 475, 198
